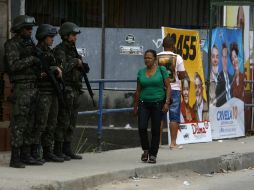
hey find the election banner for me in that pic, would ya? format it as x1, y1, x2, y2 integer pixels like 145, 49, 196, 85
176, 122, 212, 144
162, 27, 212, 144
209, 27, 245, 139
210, 98, 245, 139
225, 6, 250, 90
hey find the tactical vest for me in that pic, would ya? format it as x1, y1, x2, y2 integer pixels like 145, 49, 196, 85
37, 45, 58, 93
5, 36, 39, 83
54, 41, 82, 90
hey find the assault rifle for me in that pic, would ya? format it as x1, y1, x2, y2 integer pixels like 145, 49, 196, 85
73, 46, 95, 107
81, 62, 96, 107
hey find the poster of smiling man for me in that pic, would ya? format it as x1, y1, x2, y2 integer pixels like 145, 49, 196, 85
209, 28, 245, 139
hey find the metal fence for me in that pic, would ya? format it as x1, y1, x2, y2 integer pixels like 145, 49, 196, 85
78, 79, 136, 152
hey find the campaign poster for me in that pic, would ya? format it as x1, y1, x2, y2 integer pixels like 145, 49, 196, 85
209, 27, 245, 139
162, 27, 212, 144
177, 122, 212, 144
224, 6, 250, 90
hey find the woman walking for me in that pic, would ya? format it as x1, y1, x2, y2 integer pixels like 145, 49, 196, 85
134, 49, 171, 164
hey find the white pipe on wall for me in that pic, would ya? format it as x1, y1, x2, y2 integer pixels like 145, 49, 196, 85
20, 0, 25, 15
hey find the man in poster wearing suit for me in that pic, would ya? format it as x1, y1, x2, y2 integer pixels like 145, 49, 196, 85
192, 72, 209, 122
209, 44, 219, 106
216, 43, 233, 107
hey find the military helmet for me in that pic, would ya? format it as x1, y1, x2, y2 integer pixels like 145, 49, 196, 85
59, 22, 81, 37
11, 15, 36, 33
36, 24, 57, 40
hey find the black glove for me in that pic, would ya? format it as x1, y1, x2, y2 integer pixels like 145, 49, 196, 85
82, 62, 90, 73
44, 54, 55, 65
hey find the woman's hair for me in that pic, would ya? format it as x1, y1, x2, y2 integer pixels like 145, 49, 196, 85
144, 49, 157, 58
230, 42, 239, 61
194, 72, 203, 85
181, 77, 190, 88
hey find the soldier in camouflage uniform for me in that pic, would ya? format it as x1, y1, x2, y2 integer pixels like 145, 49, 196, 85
54, 22, 89, 160
32, 24, 64, 162
4, 15, 42, 168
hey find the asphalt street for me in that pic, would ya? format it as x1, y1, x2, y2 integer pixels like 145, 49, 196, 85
91, 169, 254, 190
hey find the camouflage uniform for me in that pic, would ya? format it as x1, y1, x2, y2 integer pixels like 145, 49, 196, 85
32, 24, 64, 162
54, 22, 85, 159
34, 46, 58, 145
4, 15, 42, 168
34, 53, 58, 146
34, 45, 62, 156
54, 41, 82, 158
54, 40, 82, 141
5, 35, 39, 148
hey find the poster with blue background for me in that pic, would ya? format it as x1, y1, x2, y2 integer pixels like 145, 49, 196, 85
209, 27, 245, 139
212, 28, 244, 75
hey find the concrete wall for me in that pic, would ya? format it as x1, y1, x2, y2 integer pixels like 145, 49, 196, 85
77, 90, 136, 127
72, 126, 163, 152
104, 28, 163, 88
32, 27, 208, 89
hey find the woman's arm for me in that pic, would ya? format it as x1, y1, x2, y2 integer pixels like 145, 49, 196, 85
162, 78, 171, 113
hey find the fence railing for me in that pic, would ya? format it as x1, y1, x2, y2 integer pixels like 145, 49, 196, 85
78, 79, 254, 151
78, 79, 136, 152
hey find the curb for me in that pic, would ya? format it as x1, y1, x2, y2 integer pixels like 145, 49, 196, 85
0, 151, 10, 163
29, 151, 254, 190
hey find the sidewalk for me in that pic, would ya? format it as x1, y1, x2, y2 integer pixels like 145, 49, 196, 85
0, 136, 254, 190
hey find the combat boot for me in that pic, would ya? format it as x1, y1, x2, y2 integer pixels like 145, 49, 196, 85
31, 144, 45, 164
63, 141, 82, 159
20, 145, 43, 165
9, 147, 25, 168
43, 146, 64, 162
54, 141, 71, 161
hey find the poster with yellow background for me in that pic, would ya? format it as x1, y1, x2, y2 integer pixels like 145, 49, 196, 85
161, 27, 212, 144
162, 27, 207, 123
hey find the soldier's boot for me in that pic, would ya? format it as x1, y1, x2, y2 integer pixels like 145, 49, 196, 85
54, 141, 71, 161
63, 141, 82, 160
9, 147, 26, 168
43, 146, 64, 162
20, 145, 43, 165
31, 144, 45, 165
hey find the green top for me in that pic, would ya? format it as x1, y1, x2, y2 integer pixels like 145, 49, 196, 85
137, 66, 169, 102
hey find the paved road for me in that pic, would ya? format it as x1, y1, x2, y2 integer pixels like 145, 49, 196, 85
91, 169, 254, 190
1, 136, 254, 190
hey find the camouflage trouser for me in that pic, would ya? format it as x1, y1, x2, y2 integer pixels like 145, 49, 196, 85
34, 93, 58, 147
55, 86, 80, 143
10, 83, 38, 148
